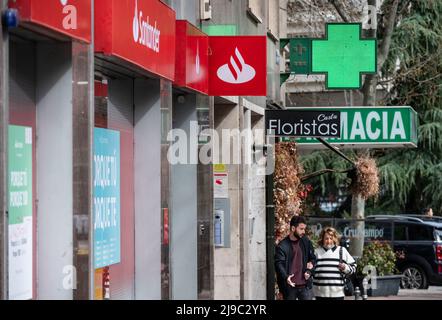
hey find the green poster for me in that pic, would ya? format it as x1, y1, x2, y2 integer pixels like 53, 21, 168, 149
8, 125, 33, 225
8, 125, 33, 300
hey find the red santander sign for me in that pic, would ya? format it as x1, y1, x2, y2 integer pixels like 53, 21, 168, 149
95, 0, 176, 81
175, 21, 209, 95
8, 0, 91, 43
208, 36, 267, 96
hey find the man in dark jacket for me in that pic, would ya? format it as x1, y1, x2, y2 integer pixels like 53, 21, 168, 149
275, 215, 316, 300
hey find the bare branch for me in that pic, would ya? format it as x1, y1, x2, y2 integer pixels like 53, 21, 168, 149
330, 0, 350, 22
378, 0, 400, 69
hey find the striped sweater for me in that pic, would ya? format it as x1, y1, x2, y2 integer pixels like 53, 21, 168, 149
313, 246, 356, 298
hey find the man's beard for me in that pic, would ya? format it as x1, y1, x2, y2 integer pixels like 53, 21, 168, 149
293, 231, 302, 239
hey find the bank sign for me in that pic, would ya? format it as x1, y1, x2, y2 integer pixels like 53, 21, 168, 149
209, 36, 267, 96
95, 0, 176, 80
9, 0, 91, 43
292, 107, 418, 149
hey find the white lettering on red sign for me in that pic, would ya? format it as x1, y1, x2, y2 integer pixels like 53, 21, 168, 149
132, 0, 161, 53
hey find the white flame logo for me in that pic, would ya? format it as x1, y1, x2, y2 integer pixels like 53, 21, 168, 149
133, 0, 140, 42
60, 0, 68, 5
217, 48, 256, 84
196, 41, 200, 75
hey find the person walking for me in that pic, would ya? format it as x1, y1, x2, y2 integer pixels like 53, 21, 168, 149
313, 227, 356, 300
275, 216, 316, 300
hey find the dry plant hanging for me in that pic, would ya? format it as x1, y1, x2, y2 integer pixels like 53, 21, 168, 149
273, 142, 306, 244
350, 156, 380, 200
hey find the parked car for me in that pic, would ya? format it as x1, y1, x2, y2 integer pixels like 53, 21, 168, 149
365, 215, 442, 289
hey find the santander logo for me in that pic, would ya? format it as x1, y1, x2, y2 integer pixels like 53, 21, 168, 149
217, 48, 256, 84
132, 0, 161, 53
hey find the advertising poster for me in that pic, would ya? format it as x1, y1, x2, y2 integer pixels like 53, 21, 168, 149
93, 128, 121, 269
8, 125, 33, 300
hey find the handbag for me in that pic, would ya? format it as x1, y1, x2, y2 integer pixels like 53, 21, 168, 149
339, 246, 355, 296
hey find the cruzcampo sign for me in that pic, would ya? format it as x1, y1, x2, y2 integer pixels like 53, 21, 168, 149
288, 107, 418, 149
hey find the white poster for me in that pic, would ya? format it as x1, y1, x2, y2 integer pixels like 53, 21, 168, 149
214, 173, 229, 198
9, 217, 33, 300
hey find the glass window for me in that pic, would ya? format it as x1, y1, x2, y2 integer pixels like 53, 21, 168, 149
394, 223, 407, 241
436, 229, 442, 242
364, 221, 392, 241
408, 224, 433, 241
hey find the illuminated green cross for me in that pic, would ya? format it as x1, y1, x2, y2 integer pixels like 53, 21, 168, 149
312, 23, 377, 89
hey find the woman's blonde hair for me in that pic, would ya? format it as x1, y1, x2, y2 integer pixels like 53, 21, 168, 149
317, 227, 340, 247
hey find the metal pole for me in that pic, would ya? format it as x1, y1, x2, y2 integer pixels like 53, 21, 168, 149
266, 172, 275, 300
0, 0, 10, 300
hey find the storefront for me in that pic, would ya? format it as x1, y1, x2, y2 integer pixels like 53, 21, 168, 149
171, 20, 212, 300
93, 0, 175, 300
6, 0, 92, 300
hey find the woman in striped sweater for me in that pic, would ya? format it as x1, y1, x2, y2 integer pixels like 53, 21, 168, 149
313, 227, 356, 300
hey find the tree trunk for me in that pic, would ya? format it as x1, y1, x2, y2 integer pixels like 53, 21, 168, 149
349, 194, 365, 258
332, 0, 399, 258
350, 0, 380, 258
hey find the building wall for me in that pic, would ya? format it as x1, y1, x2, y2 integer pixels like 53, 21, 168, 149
134, 79, 162, 300
244, 105, 266, 300
213, 102, 241, 300
171, 0, 198, 25
202, 0, 279, 299
170, 93, 198, 300
36, 42, 73, 300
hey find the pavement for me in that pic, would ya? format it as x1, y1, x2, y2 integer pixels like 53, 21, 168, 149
344, 286, 442, 300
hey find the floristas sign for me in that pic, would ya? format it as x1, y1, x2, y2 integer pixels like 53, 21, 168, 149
266, 109, 341, 138
95, 0, 176, 80
294, 107, 418, 149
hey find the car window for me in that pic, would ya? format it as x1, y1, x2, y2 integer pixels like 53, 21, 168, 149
394, 223, 407, 241
436, 229, 442, 242
408, 224, 433, 241
364, 221, 392, 241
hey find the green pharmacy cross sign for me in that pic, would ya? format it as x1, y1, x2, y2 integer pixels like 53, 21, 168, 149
281, 23, 377, 89
312, 23, 377, 89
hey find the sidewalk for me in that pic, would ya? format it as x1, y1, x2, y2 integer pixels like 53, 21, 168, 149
344, 286, 442, 300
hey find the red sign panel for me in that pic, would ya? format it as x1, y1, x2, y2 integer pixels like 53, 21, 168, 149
8, 0, 91, 43
175, 21, 209, 95
95, 0, 176, 81
208, 36, 267, 96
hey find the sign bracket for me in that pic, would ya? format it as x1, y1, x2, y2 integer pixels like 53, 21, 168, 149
316, 137, 355, 167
